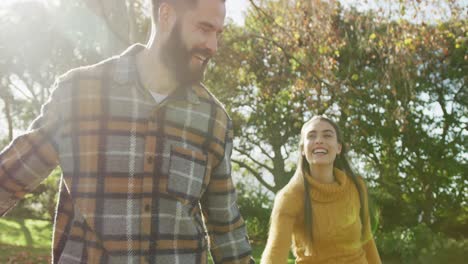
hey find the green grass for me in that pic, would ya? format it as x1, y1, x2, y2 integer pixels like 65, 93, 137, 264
0, 218, 52, 247
0, 218, 52, 263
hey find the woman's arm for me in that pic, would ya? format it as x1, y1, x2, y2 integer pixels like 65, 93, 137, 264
363, 238, 381, 264
261, 186, 301, 264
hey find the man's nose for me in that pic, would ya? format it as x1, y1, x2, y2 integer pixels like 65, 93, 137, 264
206, 34, 218, 55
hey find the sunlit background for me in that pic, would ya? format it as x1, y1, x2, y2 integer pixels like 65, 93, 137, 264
0, 0, 466, 263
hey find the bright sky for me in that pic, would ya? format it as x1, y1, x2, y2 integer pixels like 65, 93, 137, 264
226, 0, 249, 24
1, 0, 465, 24
0, 0, 249, 24
0, 0, 250, 136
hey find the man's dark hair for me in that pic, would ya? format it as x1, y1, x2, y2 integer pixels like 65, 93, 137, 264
151, 0, 226, 22
151, 0, 196, 22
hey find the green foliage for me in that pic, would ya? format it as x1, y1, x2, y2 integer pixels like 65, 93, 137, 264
7, 169, 61, 221
236, 181, 273, 242
207, 0, 467, 240
376, 223, 468, 263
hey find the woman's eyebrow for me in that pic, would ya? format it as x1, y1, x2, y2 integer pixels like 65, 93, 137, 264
307, 129, 334, 134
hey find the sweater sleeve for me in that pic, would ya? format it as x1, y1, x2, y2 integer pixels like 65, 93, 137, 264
363, 238, 381, 264
261, 182, 302, 264
359, 178, 382, 264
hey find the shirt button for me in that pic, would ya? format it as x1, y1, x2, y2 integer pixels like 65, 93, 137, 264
146, 156, 154, 164
144, 204, 151, 212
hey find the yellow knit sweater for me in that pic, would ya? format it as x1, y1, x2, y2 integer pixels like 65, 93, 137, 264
261, 168, 381, 264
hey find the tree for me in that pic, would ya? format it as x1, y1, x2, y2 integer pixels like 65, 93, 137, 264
206, 0, 347, 193
334, 4, 467, 234
205, 0, 467, 238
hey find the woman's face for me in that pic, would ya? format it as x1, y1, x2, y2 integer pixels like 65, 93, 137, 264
302, 119, 342, 167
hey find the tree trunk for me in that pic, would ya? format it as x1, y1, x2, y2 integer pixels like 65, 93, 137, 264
17, 219, 34, 247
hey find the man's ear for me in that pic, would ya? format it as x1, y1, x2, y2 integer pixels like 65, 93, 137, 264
158, 3, 177, 33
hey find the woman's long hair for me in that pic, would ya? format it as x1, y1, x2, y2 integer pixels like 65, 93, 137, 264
298, 115, 366, 245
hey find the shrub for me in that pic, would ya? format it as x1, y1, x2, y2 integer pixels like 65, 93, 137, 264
236, 181, 273, 243
376, 223, 467, 263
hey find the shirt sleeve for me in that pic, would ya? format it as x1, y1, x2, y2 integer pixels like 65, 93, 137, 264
0, 80, 62, 216
260, 184, 300, 264
200, 120, 253, 264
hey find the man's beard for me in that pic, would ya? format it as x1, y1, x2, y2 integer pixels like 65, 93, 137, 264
160, 22, 211, 88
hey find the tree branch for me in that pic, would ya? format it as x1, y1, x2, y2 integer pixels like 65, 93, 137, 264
232, 158, 275, 192
234, 146, 274, 173
248, 33, 335, 90
243, 132, 275, 160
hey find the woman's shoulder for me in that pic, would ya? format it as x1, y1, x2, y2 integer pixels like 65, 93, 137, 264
273, 173, 305, 209
280, 173, 305, 195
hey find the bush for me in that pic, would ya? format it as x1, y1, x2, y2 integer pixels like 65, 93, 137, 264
236, 181, 273, 243
376, 223, 467, 264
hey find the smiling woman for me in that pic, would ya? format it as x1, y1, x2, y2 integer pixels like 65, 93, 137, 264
261, 115, 382, 264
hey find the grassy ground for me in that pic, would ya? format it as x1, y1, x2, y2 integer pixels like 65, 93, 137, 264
0, 218, 52, 247
0, 218, 292, 263
0, 243, 51, 264
0, 218, 52, 263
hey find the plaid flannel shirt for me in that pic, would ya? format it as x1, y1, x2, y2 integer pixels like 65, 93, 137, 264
0, 44, 253, 264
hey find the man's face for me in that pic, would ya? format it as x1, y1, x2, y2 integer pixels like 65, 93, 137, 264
160, 0, 226, 87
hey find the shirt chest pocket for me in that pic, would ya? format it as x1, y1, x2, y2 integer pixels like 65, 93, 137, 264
167, 145, 209, 203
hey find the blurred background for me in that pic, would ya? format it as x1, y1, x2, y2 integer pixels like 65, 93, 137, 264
0, 0, 466, 263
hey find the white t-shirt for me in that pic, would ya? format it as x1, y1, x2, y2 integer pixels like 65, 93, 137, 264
150, 91, 167, 104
